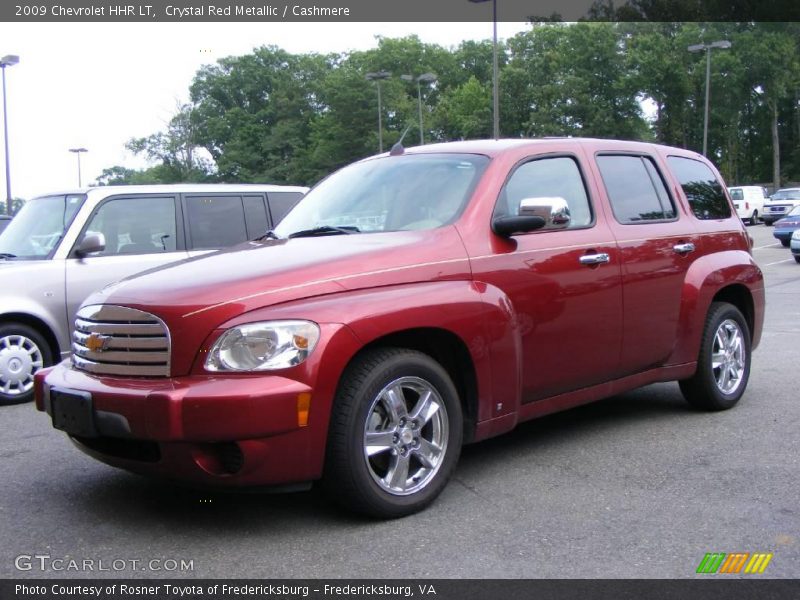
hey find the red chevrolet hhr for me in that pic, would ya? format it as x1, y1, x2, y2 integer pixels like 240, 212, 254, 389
36, 139, 764, 517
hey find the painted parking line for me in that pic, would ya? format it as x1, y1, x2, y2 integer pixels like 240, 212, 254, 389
763, 259, 794, 266
754, 243, 781, 249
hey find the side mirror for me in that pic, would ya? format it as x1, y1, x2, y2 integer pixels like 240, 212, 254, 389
75, 232, 106, 257
519, 197, 571, 230
492, 215, 545, 237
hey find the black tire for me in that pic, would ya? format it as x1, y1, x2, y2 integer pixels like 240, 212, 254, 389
749, 211, 758, 226
794, 255, 800, 264
679, 302, 751, 411
323, 347, 463, 518
780, 239, 790, 247
0, 322, 54, 405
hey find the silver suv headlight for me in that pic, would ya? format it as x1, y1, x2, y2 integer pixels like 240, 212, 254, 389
205, 320, 320, 372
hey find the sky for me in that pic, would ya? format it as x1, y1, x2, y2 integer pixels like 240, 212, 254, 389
0, 22, 530, 201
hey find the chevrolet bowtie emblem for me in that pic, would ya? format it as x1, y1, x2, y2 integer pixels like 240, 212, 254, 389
85, 333, 112, 353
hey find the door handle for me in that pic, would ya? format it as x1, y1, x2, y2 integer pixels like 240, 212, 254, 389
673, 242, 696, 254
579, 253, 611, 266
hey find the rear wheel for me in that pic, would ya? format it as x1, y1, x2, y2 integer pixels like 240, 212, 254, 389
749, 210, 758, 226
679, 302, 751, 411
0, 323, 53, 405
323, 347, 463, 518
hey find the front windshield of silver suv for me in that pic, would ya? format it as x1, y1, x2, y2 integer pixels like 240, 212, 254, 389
0, 194, 85, 260
273, 154, 489, 238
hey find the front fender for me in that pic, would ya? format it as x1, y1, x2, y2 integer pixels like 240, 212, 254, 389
223, 280, 523, 435
668, 250, 764, 366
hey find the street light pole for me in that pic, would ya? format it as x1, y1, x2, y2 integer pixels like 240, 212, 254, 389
1, 54, 19, 216
69, 148, 88, 187
401, 73, 437, 145
688, 40, 731, 157
366, 71, 391, 153
469, 0, 500, 139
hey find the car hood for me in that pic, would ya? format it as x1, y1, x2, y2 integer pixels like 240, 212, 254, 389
87, 227, 471, 362
0, 259, 59, 280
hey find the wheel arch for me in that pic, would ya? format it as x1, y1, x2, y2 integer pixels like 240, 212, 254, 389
0, 312, 61, 362
353, 327, 480, 443
670, 252, 764, 365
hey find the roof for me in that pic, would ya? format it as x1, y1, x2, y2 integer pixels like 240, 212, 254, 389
33, 183, 308, 199
397, 137, 704, 159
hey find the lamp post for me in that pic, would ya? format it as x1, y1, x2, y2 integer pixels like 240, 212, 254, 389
69, 148, 88, 187
1, 54, 19, 216
468, 0, 499, 139
401, 73, 437, 145
688, 40, 731, 157
365, 71, 391, 153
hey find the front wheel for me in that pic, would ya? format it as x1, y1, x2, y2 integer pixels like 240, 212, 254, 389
323, 348, 463, 518
780, 239, 790, 247
794, 255, 800, 264
0, 323, 53, 405
679, 302, 751, 411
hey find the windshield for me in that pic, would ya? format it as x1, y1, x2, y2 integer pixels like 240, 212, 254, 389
274, 153, 489, 237
0, 194, 85, 260
771, 189, 800, 201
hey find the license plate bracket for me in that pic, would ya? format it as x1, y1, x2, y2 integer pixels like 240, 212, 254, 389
51, 388, 98, 437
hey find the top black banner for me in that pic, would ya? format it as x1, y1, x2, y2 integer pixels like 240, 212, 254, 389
2, 0, 799, 23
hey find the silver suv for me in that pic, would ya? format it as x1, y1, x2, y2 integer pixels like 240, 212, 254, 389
0, 183, 306, 404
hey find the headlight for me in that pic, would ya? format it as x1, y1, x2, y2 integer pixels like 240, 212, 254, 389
205, 320, 320, 372
792, 229, 800, 240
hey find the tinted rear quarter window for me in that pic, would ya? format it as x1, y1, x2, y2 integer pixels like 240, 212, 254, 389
667, 156, 731, 219
596, 155, 675, 223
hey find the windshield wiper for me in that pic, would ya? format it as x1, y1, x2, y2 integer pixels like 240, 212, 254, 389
253, 229, 282, 242
288, 225, 360, 239
0, 253, 16, 259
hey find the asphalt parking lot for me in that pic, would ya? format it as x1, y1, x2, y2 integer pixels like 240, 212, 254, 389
1, 223, 797, 580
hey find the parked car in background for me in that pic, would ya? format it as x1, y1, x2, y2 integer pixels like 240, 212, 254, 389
728, 186, 767, 225
0, 184, 306, 404
790, 230, 800, 263
0, 215, 11, 235
35, 139, 764, 517
772, 205, 800, 247
762, 187, 800, 225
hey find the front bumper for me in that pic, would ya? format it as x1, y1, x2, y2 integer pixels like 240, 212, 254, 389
35, 362, 326, 487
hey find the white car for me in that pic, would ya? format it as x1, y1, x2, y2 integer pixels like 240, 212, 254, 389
791, 229, 800, 264
728, 186, 767, 225
0, 183, 307, 404
762, 188, 800, 225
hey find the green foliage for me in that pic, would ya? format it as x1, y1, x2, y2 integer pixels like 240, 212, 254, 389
97, 25, 800, 189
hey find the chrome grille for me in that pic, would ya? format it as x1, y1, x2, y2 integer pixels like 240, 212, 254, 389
72, 305, 170, 377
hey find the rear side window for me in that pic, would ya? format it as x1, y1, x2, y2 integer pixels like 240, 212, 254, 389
597, 155, 676, 223
729, 188, 743, 201
185, 195, 248, 249
667, 156, 731, 220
